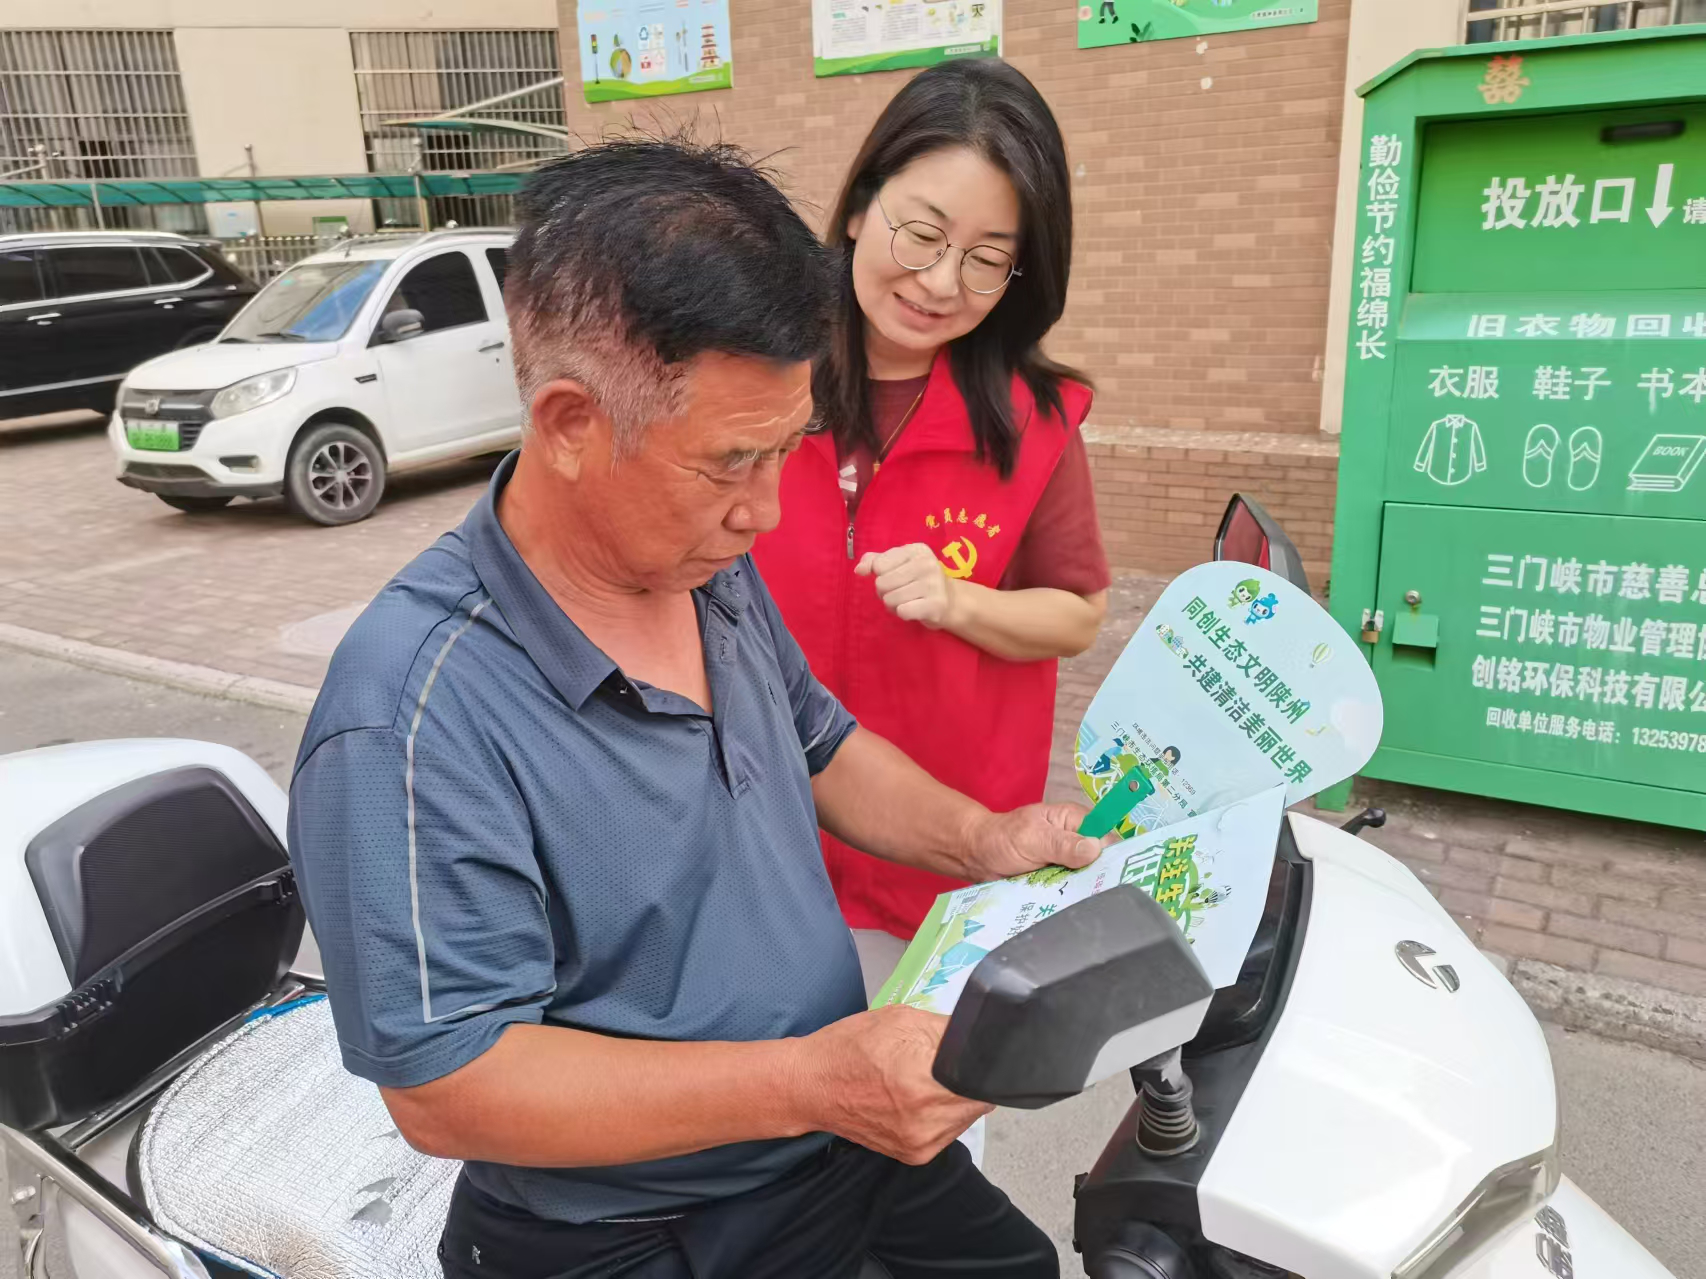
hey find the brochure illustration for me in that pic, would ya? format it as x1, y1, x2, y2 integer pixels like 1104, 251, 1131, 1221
875, 786, 1289, 1012
874, 560, 1382, 1014
1074, 561, 1383, 841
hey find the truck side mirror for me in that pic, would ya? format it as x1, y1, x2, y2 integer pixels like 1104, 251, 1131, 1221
932, 886, 1214, 1109
376, 308, 424, 343
1215, 494, 1310, 594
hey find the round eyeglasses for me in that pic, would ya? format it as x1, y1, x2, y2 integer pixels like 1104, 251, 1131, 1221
876, 194, 1020, 296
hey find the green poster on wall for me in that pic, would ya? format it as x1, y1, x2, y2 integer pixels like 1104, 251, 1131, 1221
813, 0, 1000, 78
577, 0, 731, 103
1077, 0, 1315, 49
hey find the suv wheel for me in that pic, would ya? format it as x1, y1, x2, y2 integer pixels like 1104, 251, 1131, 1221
157, 495, 232, 513
286, 422, 385, 526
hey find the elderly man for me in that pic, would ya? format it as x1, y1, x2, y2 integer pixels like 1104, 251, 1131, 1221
287, 140, 1100, 1279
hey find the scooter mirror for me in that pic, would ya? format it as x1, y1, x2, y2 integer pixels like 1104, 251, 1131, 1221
932, 886, 1214, 1109
1214, 494, 1310, 595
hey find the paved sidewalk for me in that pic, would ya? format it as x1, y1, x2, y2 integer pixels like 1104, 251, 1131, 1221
0, 416, 497, 689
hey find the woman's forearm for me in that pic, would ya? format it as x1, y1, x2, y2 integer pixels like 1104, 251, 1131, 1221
941, 584, 1107, 661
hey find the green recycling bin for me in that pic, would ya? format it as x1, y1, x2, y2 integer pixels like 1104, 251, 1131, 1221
1328, 27, 1706, 831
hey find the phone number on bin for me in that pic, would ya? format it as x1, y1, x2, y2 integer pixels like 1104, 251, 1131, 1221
1633, 728, 1706, 752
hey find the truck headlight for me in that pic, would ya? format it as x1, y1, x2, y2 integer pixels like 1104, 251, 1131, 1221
1392, 1145, 1560, 1279
210, 368, 296, 419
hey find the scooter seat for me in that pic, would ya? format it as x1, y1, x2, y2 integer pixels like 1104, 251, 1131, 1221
138, 996, 903, 1279
137, 995, 458, 1279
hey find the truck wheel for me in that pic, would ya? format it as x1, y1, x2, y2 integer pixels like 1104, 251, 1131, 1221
285, 422, 385, 526
157, 495, 233, 513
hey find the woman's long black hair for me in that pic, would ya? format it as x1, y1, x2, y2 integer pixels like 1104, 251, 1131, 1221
816, 59, 1087, 480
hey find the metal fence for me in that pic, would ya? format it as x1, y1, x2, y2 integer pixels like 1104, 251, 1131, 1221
218, 235, 326, 284
218, 232, 426, 284
0, 28, 205, 234
350, 29, 565, 229
1464, 0, 1706, 41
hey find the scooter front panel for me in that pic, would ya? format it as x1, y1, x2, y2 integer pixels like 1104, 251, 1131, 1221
1196, 814, 1557, 1279
1454, 1178, 1675, 1279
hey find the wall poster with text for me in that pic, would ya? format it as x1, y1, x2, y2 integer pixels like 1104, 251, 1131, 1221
578, 0, 732, 102
813, 0, 1001, 79
1078, 0, 1316, 49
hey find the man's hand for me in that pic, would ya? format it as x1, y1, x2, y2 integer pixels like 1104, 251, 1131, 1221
959, 802, 1106, 883
812, 730, 1112, 884
856, 544, 959, 629
792, 1006, 991, 1165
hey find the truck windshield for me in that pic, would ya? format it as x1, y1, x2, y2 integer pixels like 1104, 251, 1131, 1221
221, 260, 388, 344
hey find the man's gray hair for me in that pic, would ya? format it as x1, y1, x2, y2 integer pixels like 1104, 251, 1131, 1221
509, 285, 683, 454
503, 136, 835, 455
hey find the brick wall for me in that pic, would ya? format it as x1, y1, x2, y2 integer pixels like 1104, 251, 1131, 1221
1084, 425, 1339, 579
553, 0, 1353, 569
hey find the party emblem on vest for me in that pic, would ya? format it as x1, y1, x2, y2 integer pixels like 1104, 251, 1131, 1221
924, 507, 1003, 579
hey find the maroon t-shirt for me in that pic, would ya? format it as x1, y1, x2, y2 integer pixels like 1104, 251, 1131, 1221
838, 375, 1111, 595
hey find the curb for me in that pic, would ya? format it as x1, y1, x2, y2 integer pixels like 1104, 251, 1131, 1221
1499, 954, 1706, 1063
0, 623, 319, 716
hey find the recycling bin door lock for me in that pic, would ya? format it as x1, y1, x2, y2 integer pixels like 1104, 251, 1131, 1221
1359, 607, 1384, 644
1389, 588, 1440, 670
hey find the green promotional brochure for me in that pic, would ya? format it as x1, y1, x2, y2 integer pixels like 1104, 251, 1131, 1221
577, 0, 732, 103
1077, 0, 1316, 50
874, 560, 1382, 1013
813, 0, 1001, 78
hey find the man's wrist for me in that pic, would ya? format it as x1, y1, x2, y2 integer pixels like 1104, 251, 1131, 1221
773, 1033, 832, 1139
952, 804, 997, 882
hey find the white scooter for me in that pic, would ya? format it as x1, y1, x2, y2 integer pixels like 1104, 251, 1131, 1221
0, 499, 1678, 1279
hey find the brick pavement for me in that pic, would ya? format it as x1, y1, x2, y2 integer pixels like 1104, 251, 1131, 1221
7, 417, 1706, 1006
0, 416, 496, 689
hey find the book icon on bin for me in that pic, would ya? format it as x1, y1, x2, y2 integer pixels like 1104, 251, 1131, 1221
1628, 434, 1706, 493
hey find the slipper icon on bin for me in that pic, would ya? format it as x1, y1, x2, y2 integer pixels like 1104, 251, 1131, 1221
1522, 423, 1602, 491
1523, 424, 1558, 488
1568, 425, 1602, 490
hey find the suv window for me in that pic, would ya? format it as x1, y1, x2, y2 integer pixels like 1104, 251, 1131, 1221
384, 251, 486, 333
485, 247, 509, 293
0, 250, 43, 306
50, 246, 151, 298
147, 246, 212, 286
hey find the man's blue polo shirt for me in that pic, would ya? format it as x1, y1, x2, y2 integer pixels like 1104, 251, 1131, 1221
287, 453, 867, 1224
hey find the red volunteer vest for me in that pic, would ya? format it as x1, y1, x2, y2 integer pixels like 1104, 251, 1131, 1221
753, 354, 1093, 938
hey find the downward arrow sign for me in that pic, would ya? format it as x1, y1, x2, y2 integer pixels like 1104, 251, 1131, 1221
1648, 163, 1675, 226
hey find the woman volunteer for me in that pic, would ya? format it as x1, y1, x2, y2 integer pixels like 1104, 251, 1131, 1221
753, 59, 1110, 993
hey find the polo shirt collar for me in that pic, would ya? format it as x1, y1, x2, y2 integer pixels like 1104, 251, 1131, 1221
465, 451, 749, 711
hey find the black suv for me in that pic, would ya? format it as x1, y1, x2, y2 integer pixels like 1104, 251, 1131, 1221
0, 231, 257, 419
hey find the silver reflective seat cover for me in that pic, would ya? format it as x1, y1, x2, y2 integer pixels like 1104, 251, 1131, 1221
138, 997, 458, 1278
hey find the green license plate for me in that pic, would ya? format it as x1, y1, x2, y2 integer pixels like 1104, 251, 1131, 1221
126, 421, 179, 451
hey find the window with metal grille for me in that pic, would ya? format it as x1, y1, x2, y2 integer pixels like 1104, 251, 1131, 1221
1465, 0, 1706, 43
350, 30, 565, 229
0, 29, 203, 233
